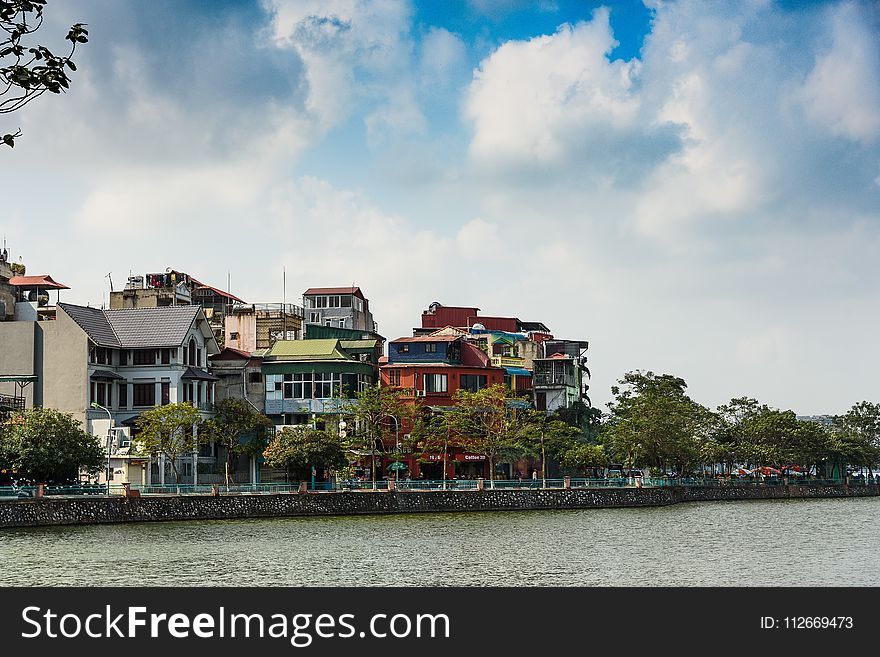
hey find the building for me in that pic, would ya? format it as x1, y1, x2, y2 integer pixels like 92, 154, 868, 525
1, 302, 221, 485
380, 334, 506, 479
303, 287, 377, 332
209, 346, 266, 413
224, 303, 303, 352
533, 339, 591, 411
262, 337, 380, 426
111, 270, 244, 345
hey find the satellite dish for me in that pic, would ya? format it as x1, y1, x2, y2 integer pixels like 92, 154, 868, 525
472, 323, 486, 330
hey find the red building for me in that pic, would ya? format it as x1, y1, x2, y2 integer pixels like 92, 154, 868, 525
379, 334, 505, 479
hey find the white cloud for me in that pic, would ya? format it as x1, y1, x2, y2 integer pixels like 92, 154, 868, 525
262, 0, 418, 133
798, 1, 880, 143
464, 9, 642, 170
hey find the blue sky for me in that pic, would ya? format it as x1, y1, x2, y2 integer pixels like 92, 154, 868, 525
2, 0, 879, 415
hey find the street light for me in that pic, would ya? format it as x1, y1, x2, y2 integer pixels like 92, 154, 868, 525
90, 402, 113, 495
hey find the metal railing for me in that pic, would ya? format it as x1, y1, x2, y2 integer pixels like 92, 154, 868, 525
0, 477, 861, 501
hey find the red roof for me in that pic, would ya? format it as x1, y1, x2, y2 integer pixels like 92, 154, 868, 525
303, 286, 365, 299
9, 274, 69, 290
392, 335, 462, 343
193, 283, 245, 304
210, 346, 253, 360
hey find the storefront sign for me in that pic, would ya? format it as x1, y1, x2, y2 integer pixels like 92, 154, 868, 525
455, 454, 486, 462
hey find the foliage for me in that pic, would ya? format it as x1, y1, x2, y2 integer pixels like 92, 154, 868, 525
554, 400, 603, 439
0, 407, 102, 481
135, 403, 203, 482
1, 0, 88, 147
559, 443, 608, 473
345, 384, 415, 480
603, 371, 715, 474
262, 425, 347, 481
450, 383, 529, 482
516, 409, 583, 481
201, 398, 272, 483
831, 402, 880, 472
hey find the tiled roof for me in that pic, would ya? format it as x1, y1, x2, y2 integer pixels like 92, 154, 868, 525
59, 303, 201, 348
339, 339, 379, 350
9, 274, 69, 290
392, 335, 461, 343
303, 286, 365, 299
266, 339, 352, 361
60, 304, 120, 347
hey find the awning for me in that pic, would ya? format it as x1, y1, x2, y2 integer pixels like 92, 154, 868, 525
504, 367, 531, 377
181, 367, 219, 381
0, 374, 37, 382
90, 369, 123, 381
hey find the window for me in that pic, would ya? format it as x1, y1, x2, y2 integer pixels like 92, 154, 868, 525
133, 383, 155, 407
118, 382, 128, 408
340, 295, 352, 308
460, 374, 488, 393
314, 372, 333, 399
310, 312, 320, 323
315, 296, 328, 308
187, 338, 196, 366
293, 373, 312, 399
229, 332, 240, 340
423, 373, 448, 393
265, 374, 282, 401
354, 298, 363, 312
161, 381, 170, 405
337, 319, 346, 328
91, 381, 108, 406
248, 371, 263, 384
196, 348, 202, 367
387, 369, 401, 386
400, 344, 409, 353
161, 348, 170, 365
133, 350, 156, 365
425, 343, 437, 353
325, 319, 332, 326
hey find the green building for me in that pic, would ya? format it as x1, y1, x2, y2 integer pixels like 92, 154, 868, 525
262, 338, 380, 426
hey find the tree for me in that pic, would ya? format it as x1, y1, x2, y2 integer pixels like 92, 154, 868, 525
262, 425, 347, 482
517, 409, 582, 485
409, 410, 457, 482
201, 398, 272, 486
345, 384, 414, 482
560, 443, 607, 475
1, 0, 88, 147
831, 402, 880, 476
450, 383, 528, 485
603, 371, 714, 475
0, 407, 102, 481
135, 403, 203, 484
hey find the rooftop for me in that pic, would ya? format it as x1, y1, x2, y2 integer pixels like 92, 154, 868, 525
9, 274, 69, 290
60, 303, 210, 349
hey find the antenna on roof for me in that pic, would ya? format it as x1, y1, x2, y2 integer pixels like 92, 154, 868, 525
105, 272, 113, 293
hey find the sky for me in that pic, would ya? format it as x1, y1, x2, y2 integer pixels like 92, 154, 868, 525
1, 0, 879, 416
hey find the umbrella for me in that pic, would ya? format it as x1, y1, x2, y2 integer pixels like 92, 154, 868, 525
733, 468, 750, 476
387, 462, 407, 471
753, 466, 782, 476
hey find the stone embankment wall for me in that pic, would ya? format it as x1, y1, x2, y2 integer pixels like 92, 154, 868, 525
1, 484, 877, 529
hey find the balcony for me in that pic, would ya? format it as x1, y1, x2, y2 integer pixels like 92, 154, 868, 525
491, 356, 526, 369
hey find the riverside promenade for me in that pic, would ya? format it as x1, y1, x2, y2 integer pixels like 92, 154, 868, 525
1, 479, 878, 529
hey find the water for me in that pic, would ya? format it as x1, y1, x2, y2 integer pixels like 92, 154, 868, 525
2, 497, 878, 586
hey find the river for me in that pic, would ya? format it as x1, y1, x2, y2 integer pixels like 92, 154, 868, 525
2, 497, 878, 586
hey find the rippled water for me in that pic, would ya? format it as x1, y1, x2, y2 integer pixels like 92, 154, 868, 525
2, 497, 878, 586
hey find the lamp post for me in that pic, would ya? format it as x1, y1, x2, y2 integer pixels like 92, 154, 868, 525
90, 401, 113, 495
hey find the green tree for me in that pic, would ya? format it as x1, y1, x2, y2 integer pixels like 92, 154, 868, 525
559, 443, 607, 475
1, 0, 88, 147
516, 409, 582, 485
262, 425, 347, 482
603, 371, 714, 475
833, 402, 880, 475
0, 407, 102, 481
450, 383, 528, 485
346, 384, 414, 482
135, 403, 203, 483
201, 398, 272, 485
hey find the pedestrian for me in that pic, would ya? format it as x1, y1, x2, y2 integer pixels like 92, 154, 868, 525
532, 469, 537, 480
